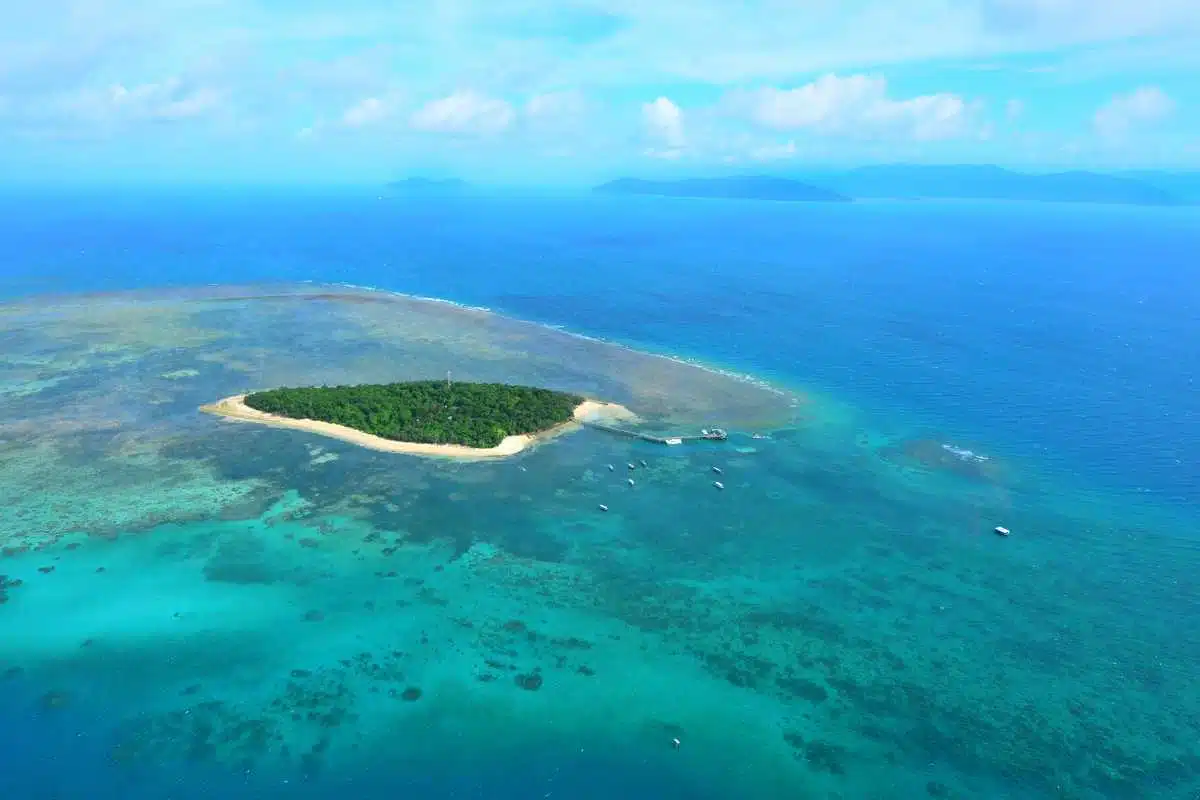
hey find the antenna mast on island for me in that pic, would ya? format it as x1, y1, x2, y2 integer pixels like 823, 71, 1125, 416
446, 370, 452, 388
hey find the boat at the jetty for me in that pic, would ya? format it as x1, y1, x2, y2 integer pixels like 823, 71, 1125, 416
583, 422, 728, 446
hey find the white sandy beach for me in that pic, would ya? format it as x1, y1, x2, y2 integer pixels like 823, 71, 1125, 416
199, 394, 637, 460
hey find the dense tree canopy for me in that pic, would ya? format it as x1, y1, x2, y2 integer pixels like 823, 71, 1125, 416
243, 381, 584, 448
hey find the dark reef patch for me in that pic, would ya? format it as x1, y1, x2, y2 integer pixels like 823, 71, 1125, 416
784, 731, 847, 775
515, 671, 543, 691
878, 436, 1006, 484
694, 648, 775, 690
776, 673, 829, 704
39, 690, 71, 710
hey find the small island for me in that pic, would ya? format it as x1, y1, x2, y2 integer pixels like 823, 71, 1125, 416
200, 380, 635, 459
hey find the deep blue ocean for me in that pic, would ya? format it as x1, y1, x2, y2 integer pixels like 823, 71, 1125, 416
4, 189, 1197, 502
0, 189, 1198, 799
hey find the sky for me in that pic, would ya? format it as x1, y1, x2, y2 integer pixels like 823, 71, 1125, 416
1, 0, 1199, 184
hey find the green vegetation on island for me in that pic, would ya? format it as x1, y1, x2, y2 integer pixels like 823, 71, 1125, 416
243, 381, 584, 449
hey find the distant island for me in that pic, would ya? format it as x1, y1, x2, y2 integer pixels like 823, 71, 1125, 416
593, 167, 1190, 207
594, 176, 851, 203
200, 381, 634, 459
803, 165, 1187, 206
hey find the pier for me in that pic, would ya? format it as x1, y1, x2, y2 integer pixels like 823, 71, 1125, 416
582, 421, 727, 445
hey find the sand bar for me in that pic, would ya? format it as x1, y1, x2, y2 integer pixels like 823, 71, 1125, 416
200, 394, 637, 460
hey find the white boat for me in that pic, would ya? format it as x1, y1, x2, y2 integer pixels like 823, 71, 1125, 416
713, 481, 725, 490
994, 526, 1010, 537
712, 466, 723, 474
598, 504, 609, 512
664, 438, 683, 446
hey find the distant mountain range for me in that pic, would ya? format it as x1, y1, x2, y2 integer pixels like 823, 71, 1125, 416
804, 165, 1186, 206
1116, 170, 1200, 203
385, 167, 1198, 207
594, 176, 850, 203
592, 167, 1196, 206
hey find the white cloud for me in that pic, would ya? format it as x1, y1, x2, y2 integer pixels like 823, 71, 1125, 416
728, 74, 974, 141
341, 96, 387, 127
410, 90, 514, 135
5, 0, 1197, 171
540, 0, 1200, 87
56, 78, 222, 127
973, 0, 1200, 40
294, 91, 403, 139
1093, 86, 1175, 140
1006, 98, 1024, 119
642, 96, 684, 147
0, 72, 230, 142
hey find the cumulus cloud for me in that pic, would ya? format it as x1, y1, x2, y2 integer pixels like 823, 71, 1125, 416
49, 78, 223, 130
1093, 86, 1175, 140
341, 96, 388, 127
642, 96, 684, 146
294, 92, 402, 140
6, 0, 1196, 170
410, 90, 514, 135
728, 74, 975, 141
0, 73, 228, 142
640, 96, 685, 159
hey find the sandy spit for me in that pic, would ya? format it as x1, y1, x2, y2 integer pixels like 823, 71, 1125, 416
199, 395, 637, 461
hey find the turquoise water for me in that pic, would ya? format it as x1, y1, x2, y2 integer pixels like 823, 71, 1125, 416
1, 194, 1199, 799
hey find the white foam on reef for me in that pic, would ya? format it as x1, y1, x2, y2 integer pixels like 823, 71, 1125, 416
330, 282, 495, 314
3, 280, 799, 414
323, 283, 794, 401
941, 443, 990, 463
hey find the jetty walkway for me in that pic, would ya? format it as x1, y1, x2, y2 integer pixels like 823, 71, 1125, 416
582, 421, 727, 445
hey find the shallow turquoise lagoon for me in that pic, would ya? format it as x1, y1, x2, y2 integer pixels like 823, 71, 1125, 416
1, 285, 1196, 799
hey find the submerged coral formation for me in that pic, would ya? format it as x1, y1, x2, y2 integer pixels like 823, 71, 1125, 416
0, 286, 1196, 799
